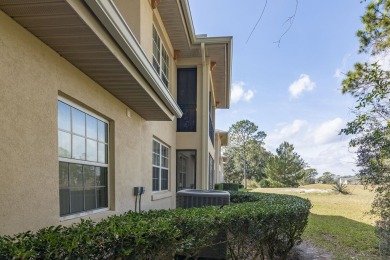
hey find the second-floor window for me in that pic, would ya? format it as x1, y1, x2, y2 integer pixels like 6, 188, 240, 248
153, 25, 169, 87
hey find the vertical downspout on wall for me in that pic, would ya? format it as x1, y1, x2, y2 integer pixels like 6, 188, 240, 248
201, 42, 208, 190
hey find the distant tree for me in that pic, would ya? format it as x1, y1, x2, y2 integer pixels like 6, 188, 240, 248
224, 151, 242, 183
226, 120, 267, 188
225, 140, 271, 183
245, 141, 272, 181
317, 172, 336, 184
300, 168, 318, 185
264, 141, 307, 187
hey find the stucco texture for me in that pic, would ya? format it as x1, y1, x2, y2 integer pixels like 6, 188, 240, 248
0, 9, 176, 235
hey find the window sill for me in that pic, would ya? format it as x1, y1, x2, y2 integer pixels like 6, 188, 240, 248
60, 208, 110, 222
151, 191, 172, 201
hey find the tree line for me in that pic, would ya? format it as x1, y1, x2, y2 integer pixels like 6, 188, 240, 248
223, 119, 335, 188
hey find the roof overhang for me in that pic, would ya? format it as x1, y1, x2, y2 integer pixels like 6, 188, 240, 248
0, 0, 182, 121
158, 0, 232, 109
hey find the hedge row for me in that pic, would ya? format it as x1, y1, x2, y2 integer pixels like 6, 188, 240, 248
0, 192, 311, 259
214, 183, 243, 191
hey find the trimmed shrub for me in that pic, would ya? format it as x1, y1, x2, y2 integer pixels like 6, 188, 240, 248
228, 192, 311, 258
0, 192, 311, 259
214, 183, 223, 190
259, 178, 271, 187
214, 183, 240, 191
259, 178, 287, 188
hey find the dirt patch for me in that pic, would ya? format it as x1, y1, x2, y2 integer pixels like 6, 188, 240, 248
288, 240, 334, 260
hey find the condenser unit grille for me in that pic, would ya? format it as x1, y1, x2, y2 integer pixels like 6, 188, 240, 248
176, 189, 230, 259
176, 189, 230, 209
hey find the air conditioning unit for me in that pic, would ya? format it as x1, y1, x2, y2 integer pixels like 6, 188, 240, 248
176, 189, 230, 259
176, 189, 230, 209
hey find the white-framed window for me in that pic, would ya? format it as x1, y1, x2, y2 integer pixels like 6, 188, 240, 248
152, 140, 169, 191
58, 98, 109, 217
152, 25, 169, 87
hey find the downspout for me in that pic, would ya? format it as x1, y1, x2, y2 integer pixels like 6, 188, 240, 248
201, 42, 208, 190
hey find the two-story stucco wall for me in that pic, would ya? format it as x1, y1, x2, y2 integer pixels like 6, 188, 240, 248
0, 9, 177, 236
176, 57, 217, 189
112, 0, 220, 190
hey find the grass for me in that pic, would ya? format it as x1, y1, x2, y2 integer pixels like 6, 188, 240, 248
252, 184, 379, 259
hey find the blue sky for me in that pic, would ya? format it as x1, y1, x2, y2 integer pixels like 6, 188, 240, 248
188, 0, 371, 176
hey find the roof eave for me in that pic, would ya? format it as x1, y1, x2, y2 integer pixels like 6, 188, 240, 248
180, 0, 232, 109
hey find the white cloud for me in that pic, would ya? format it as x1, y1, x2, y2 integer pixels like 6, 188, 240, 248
265, 120, 308, 147
334, 69, 343, 80
301, 140, 357, 175
312, 117, 344, 145
368, 52, 390, 70
288, 74, 316, 98
243, 89, 254, 101
265, 118, 356, 176
334, 54, 351, 81
279, 120, 307, 138
231, 81, 255, 103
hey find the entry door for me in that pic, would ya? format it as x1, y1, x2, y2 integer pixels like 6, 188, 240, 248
176, 150, 196, 191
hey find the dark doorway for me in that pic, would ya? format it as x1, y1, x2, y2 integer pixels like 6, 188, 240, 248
176, 150, 196, 191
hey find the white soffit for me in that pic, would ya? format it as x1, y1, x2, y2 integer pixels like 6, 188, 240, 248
0, 0, 182, 121
158, 0, 232, 109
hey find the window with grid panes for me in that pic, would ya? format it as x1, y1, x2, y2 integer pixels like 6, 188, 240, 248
152, 140, 169, 191
152, 25, 169, 87
58, 99, 108, 217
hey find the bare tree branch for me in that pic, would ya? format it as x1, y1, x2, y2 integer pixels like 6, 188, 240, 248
246, 0, 268, 44
274, 0, 299, 47
246, 0, 299, 46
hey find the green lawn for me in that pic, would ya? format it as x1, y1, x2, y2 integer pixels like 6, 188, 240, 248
252, 184, 379, 259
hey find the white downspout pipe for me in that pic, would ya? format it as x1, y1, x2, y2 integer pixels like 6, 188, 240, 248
201, 42, 208, 190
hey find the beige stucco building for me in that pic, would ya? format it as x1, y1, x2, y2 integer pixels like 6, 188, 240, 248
0, 0, 232, 235
215, 130, 228, 184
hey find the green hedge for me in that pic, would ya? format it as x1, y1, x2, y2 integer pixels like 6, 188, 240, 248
259, 178, 288, 188
214, 182, 240, 191
0, 192, 311, 259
